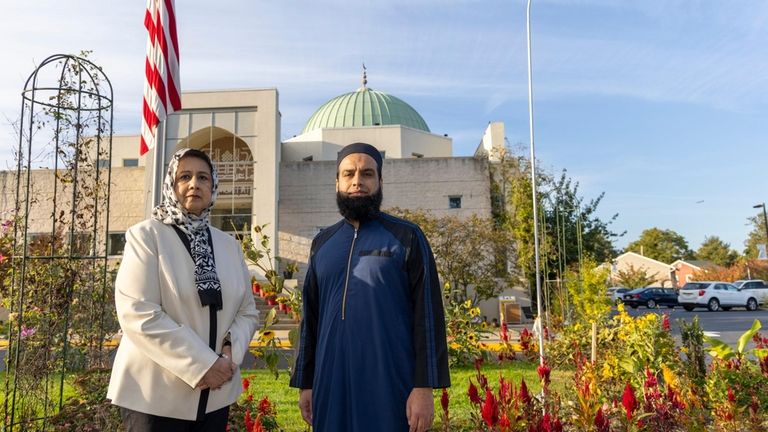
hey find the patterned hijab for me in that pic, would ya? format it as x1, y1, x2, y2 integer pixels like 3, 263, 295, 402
152, 148, 223, 310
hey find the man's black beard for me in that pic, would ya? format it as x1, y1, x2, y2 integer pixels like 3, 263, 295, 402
336, 187, 383, 223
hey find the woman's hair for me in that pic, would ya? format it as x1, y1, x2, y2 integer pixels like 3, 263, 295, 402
179, 148, 214, 174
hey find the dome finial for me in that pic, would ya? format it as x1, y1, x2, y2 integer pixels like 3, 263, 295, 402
361, 63, 368, 90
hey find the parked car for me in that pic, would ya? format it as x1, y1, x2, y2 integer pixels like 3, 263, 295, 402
621, 287, 679, 309
607, 287, 630, 304
733, 279, 768, 305
677, 281, 759, 312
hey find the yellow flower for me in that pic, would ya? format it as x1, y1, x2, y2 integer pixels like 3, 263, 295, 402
259, 330, 275, 342
467, 333, 478, 343
470, 307, 480, 318
449, 342, 460, 350
463, 300, 472, 309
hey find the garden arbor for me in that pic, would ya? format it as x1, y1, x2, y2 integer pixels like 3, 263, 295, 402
2, 54, 115, 430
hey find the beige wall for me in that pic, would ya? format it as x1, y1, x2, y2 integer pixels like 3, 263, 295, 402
475, 122, 505, 162
277, 157, 492, 265
109, 135, 146, 168
282, 124, 452, 161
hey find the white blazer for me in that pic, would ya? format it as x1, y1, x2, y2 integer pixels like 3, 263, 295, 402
107, 219, 259, 420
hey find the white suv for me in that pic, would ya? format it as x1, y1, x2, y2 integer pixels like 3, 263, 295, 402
733, 280, 768, 305
677, 281, 759, 312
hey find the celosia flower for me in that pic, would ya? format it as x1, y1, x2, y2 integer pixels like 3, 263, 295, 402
244, 409, 254, 431
500, 322, 509, 343
499, 412, 511, 429
468, 380, 482, 404
727, 387, 735, 403
519, 378, 532, 406
644, 368, 657, 388
662, 314, 671, 331
474, 357, 484, 371
498, 376, 511, 405
481, 389, 498, 428
258, 396, 274, 416
537, 362, 551, 386
622, 382, 637, 421
440, 388, 449, 414
242, 377, 250, 391
594, 408, 609, 432
538, 413, 563, 432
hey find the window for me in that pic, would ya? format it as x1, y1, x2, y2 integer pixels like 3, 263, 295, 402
123, 158, 139, 167
449, 196, 462, 209
108, 232, 127, 256
97, 159, 110, 169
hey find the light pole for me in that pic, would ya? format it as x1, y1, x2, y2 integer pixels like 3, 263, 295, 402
754, 203, 768, 257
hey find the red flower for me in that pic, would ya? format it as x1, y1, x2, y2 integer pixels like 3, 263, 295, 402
244, 409, 254, 431
537, 362, 551, 386
498, 376, 511, 405
622, 382, 637, 421
242, 377, 250, 391
594, 408, 609, 432
727, 387, 735, 403
474, 357, 484, 372
662, 314, 671, 331
538, 413, 563, 432
468, 380, 482, 404
519, 378, 532, 406
499, 412, 511, 430
481, 389, 499, 428
260, 397, 274, 415
500, 322, 509, 342
644, 368, 657, 389
440, 388, 449, 413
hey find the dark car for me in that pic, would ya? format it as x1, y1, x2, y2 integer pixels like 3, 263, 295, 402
622, 287, 678, 309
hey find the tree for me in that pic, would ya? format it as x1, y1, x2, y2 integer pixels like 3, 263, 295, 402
489, 145, 622, 311
625, 228, 693, 264
565, 258, 612, 324
696, 236, 739, 267
388, 208, 514, 304
744, 213, 768, 258
613, 264, 656, 288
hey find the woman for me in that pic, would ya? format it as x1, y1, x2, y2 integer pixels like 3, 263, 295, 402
108, 148, 259, 431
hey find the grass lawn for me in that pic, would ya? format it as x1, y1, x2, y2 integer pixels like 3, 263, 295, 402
242, 361, 570, 431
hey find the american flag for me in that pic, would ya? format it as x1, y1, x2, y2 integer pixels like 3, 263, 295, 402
140, 0, 181, 156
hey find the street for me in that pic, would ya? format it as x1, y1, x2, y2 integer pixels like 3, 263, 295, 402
623, 306, 768, 350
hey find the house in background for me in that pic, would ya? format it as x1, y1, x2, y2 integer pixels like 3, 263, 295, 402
670, 259, 717, 288
609, 251, 676, 287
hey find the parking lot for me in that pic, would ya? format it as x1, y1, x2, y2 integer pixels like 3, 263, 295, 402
622, 306, 768, 349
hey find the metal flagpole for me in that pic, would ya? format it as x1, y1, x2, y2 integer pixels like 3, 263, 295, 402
526, 0, 545, 366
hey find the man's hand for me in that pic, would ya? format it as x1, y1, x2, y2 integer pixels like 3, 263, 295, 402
299, 389, 313, 425
406, 387, 434, 432
196, 357, 234, 390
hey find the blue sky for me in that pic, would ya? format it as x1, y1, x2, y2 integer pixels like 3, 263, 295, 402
1, 1, 767, 253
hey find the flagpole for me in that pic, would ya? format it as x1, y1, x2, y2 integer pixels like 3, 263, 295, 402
526, 0, 545, 366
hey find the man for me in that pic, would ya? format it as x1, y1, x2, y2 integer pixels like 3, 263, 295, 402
290, 142, 450, 432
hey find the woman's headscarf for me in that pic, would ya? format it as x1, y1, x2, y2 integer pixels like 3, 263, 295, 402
152, 148, 223, 310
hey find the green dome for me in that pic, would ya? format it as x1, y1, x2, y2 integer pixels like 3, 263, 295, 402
302, 87, 430, 134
